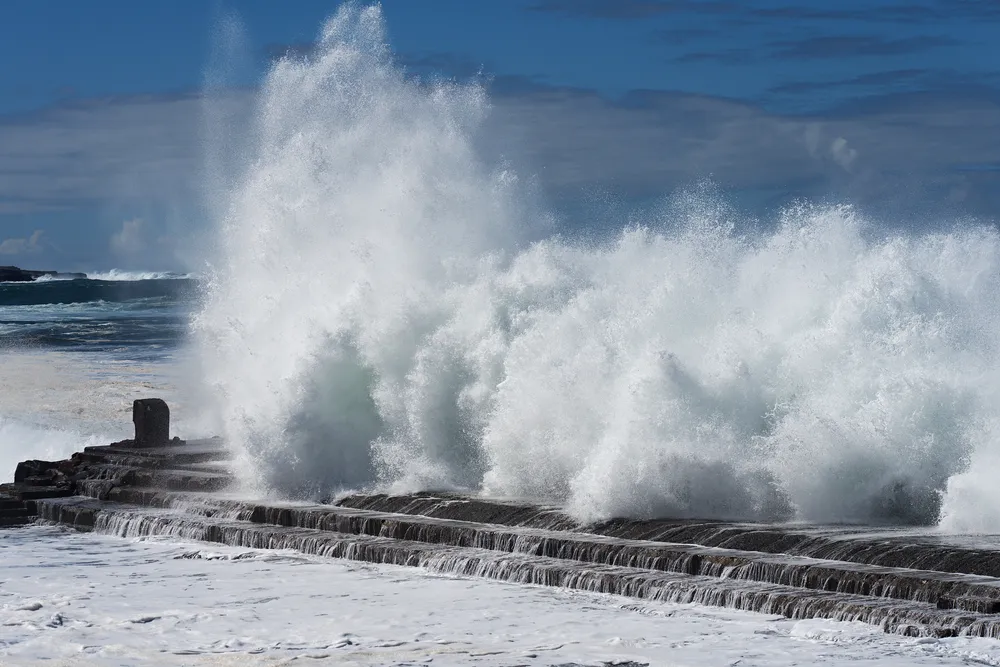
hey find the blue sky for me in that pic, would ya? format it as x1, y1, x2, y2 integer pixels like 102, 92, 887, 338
2, 0, 999, 270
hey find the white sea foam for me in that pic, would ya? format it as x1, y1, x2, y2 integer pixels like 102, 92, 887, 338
193, 3, 1000, 527
26, 275, 75, 282
20, 270, 189, 283
84, 270, 192, 281
9, 525, 1000, 666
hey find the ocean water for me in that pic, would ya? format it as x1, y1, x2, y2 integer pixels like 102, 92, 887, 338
0, 274, 205, 479
0, 275, 193, 356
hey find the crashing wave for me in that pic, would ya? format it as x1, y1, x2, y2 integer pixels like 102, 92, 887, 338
193, 3, 1000, 529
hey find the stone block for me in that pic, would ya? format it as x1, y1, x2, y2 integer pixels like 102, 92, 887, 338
133, 398, 170, 447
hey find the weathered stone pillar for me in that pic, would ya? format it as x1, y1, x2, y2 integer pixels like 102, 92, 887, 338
133, 398, 170, 447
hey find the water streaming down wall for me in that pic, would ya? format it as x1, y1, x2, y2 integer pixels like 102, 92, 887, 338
335, 493, 1000, 579
193, 3, 1000, 529
31, 493, 1000, 638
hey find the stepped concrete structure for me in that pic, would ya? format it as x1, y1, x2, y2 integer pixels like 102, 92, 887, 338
6, 399, 1000, 638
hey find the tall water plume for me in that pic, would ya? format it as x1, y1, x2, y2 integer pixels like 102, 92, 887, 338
194, 3, 1000, 529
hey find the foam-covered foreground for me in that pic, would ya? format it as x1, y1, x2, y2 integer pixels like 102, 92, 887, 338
196, 3, 1000, 529
3, 526, 1000, 667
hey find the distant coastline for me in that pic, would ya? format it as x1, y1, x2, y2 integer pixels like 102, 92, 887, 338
0, 267, 193, 283
0, 266, 86, 282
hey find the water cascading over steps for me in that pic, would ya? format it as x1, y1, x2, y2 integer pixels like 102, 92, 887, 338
11, 410, 1000, 640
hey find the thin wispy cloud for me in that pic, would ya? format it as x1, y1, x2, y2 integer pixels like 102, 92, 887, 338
747, 5, 944, 24
771, 35, 958, 60
2, 81, 998, 236
529, 0, 736, 20
654, 27, 718, 46
768, 69, 929, 96
0, 95, 204, 214
673, 48, 755, 64
674, 35, 957, 65
533, 0, 1000, 24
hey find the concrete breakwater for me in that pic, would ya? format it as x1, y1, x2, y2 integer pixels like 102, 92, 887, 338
6, 400, 1000, 638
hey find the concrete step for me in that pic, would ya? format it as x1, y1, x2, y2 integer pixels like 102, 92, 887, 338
0, 491, 32, 528
121, 468, 233, 492
21, 475, 58, 487
0, 516, 32, 527
31, 495, 994, 638
5, 485, 74, 501
60, 487, 1000, 615
336, 493, 1000, 580
81, 438, 230, 467
0, 507, 30, 519
0, 496, 23, 511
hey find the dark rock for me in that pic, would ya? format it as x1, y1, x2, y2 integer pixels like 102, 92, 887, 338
13, 485, 73, 500
133, 398, 170, 447
0, 266, 86, 282
14, 460, 59, 484
0, 496, 23, 510
23, 475, 56, 487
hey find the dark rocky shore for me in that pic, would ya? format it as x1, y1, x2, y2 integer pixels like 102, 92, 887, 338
6, 398, 1000, 639
0, 265, 86, 282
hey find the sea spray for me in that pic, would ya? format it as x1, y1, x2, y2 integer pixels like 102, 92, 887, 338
194, 3, 532, 498
194, 3, 1000, 527
0, 417, 110, 481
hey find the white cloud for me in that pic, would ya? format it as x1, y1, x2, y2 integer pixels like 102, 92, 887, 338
830, 137, 858, 171
0, 85, 998, 234
0, 95, 205, 213
0, 229, 44, 255
110, 218, 147, 256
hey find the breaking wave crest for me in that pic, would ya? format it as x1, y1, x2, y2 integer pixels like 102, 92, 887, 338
193, 3, 1000, 529
84, 270, 193, 281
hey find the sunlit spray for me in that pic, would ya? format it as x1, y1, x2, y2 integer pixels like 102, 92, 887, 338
195, 3, 1000, 528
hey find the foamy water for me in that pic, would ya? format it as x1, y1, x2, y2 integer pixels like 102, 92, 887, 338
0, 350, 216, 480
10, 525, 999, 666
191, 4, 1000, 530
83, 270, 193, 281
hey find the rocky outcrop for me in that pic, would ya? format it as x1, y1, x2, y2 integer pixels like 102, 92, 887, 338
0, 265, 87, 282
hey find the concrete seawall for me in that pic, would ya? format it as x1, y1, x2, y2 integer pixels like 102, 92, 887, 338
5, 399, 1000, 638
